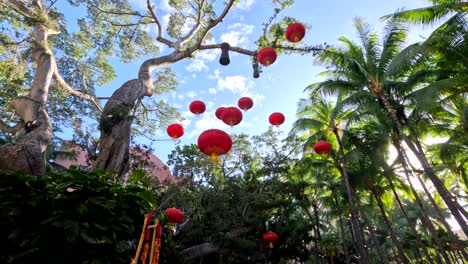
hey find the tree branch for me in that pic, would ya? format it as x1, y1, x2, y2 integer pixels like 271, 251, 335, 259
177, 0, 206, 47
52, 62, 102, 112
146, 0, 175, 49
180, 243, 226, 260
199, 44, 256, 56
0, 119, 24, 134
7, 0, 37, 19
192, 0, 236, 50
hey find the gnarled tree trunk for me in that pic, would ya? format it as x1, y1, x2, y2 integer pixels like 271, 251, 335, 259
0, 25, 53, 176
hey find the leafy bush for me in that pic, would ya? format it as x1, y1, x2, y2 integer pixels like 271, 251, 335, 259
0, 168, 155, 264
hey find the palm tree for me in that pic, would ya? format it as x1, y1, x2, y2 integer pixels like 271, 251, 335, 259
291, 92, 371, 263
310, 17, 468, 236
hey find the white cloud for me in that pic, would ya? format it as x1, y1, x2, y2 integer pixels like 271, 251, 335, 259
186, 59, 208, 72
186, 91, 197, 99
234, 0, 255, 10
195, 49, 219, 61
217, 75, 254, 95
177, 94, 185, 100
220, 23, 254, 47
189, 111, 230, 139
208, 69, 221, 80
181, 118, 191, 127
208, 88, 217, 94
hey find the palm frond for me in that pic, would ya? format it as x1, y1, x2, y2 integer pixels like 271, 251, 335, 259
379, 18, 408, 75
384, 42, 427, 79
381, 3, 468, 25
353, 17, 381, 72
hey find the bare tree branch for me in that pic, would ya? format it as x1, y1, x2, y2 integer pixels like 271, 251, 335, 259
7, 0, 37, 19
52, 62, 102, 112
199, 44, 256, 56
0, 119, 24, 134
180, 243, 224, 260
192, 0, 236, 49
146, 0, 175, 49
177, 0, 206, 47
89, 2, 152, 18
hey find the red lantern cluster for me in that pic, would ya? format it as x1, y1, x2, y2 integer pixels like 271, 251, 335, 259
221, 107, 243, 126
189, 100, 206, 115
215, 107, 225, 120
285, 23, 306, 43
166, 207, 184, 224
166, 123, 184, 139
269, 112, 285, 126
257, 47, 277, 66
197, 129, 233, 162
263, 231, 279, 248
313, 140, 332, 158
238, 97, 253, 111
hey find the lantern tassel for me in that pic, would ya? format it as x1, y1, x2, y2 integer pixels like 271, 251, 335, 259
210, 153, 219, 163
269, 242, 273, 248
321, 153, 327, 159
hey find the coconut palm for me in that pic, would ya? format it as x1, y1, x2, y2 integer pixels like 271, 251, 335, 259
291, 92, 373, 262
310, 17, 468, 236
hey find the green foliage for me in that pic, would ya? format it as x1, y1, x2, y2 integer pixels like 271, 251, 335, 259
0, 168, 156, 264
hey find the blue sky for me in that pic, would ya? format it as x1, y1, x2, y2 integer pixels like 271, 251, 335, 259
60, 0, 436, 164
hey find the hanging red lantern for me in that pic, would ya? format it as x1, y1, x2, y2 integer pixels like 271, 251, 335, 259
166, 207, 184, 224
197, 129, 232, 162
237, 97, 253, 111
215, 107, 226, 120
166, 123, 184, 139
221, 107, 243, 126
189, 100, 206, 115
313, 140, 332, 158
263, 231, 279, 248
257, 47, 277, 66
269, 112, 285, 126
285, 23, 306, 43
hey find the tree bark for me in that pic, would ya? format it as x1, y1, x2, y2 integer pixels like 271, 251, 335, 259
356, 204, 389, 264
371, 187, 410, 264
392, 138, 452, 263
415, 173, 468, 260
382, 170, 434, 263
332, 129, 370, 263
378, 93, 468, 236
0, 25, 53, 176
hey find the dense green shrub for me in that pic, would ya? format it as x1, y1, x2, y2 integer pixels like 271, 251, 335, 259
0, 168, 155, 264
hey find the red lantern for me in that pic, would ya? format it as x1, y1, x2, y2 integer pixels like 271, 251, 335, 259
166, 208, 184, 224
189, 100, 206, 115
313, 140, 332, 158
221, 107, 243, 126
237, 97, 253, 111
166, 123, 184, 139
269, 112, 285, 126
215, 107, 226, 120
263, 231, 279, 248
257, 47, 277, 66
197, 129, 232, 162
285, 23, 306, 43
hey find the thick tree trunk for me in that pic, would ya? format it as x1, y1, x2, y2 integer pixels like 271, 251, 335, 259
0, 25, 53, 176
371, 187, 410, 264
94, 52, 188, 177
378, 93, 468, 236
93, 79, 143, 177
332, 129, 370, 263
